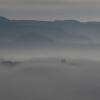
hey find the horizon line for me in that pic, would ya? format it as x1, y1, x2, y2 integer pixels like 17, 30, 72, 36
1, 16, 100, 23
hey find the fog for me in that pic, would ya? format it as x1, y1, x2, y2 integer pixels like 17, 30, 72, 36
0, 45, 100, 100
0, 45, 100, 61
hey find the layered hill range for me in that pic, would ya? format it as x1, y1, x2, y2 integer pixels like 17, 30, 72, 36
0, 16, 100, 48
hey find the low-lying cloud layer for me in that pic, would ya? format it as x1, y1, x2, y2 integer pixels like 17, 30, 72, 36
0, 57, 100, 100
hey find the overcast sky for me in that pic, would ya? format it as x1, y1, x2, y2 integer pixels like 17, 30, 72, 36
0, 0, 100, 21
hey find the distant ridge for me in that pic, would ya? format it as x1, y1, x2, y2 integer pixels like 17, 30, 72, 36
0, 16, 100, 48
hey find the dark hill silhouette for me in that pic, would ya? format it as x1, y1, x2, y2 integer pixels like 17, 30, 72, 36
0, 16, 10, 25
0, 16, 100, 48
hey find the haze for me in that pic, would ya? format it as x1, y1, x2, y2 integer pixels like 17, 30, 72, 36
0, 0, 100, 100
0, 0, 100, 21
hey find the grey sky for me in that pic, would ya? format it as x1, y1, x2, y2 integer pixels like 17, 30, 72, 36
0, 0, 100, 21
